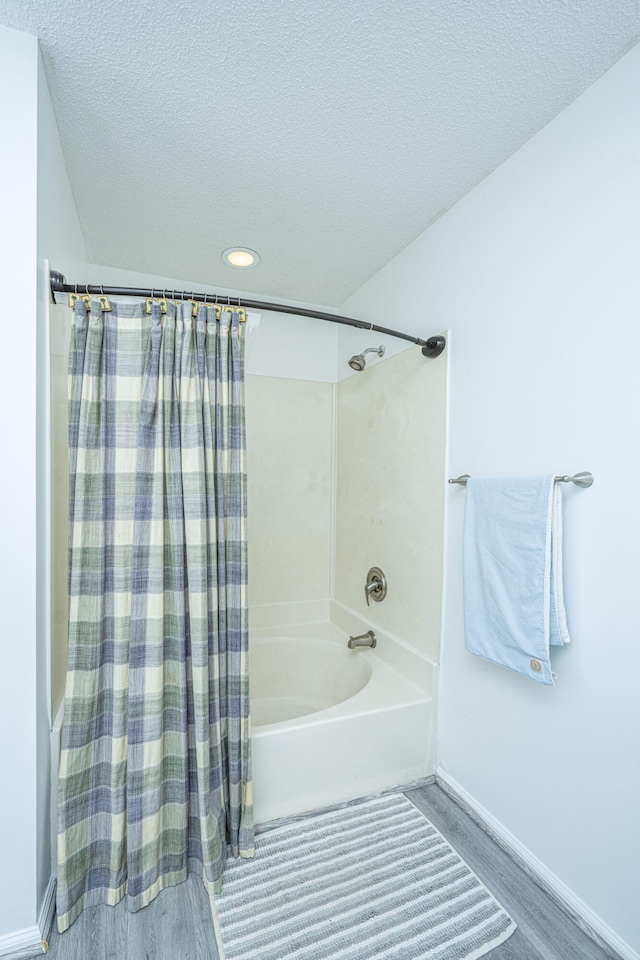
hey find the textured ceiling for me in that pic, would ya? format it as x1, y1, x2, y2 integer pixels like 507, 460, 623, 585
4, 0, 640, 305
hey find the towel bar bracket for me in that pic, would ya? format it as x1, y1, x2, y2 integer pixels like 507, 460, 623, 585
555, 472, 594, 487
448, 472, 593, 487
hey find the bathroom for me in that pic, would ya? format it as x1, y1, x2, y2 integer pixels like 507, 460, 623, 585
1, 2, 639, 959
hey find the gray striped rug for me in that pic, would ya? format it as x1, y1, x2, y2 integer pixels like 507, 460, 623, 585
216, 793, 516, 960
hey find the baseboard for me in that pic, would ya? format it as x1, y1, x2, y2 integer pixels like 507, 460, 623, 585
0, 875, 55, 959
436, 769, 639, 960
255, 773, 437, 834
0, 928, 44, 960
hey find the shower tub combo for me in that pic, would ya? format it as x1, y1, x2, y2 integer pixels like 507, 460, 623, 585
249, 600, 435, 824
52, 602, 435, 847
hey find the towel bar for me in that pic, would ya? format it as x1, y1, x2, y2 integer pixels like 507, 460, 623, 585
448, 472, 594, 487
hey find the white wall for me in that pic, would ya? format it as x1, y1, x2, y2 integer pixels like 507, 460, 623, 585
76, 264, 339, 382
37, 58, 88, 718
0, 23, 40, 944
48, 305, 71, 721
36, 50, 89, 917
0, 26, 90, 948
340, 41, 640, 957
37, 57, 87, 282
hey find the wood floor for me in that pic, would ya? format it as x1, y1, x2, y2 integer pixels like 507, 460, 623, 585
44, 782, 619, 960
404, 785, 619, 960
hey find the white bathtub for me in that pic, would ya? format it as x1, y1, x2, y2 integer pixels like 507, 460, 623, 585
250, 636, 372, 726
249, 602, 435, 824
51, 604, 435, 844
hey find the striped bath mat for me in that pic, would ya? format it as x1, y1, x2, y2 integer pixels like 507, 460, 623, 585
216, 793, 516, 959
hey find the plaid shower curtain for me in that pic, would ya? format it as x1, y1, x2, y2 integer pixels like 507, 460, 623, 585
56, 298, 254, 935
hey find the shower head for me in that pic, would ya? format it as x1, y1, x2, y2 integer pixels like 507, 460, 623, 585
347, 345, 385, 372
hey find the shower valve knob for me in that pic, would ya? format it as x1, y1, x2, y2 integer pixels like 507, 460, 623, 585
364, 567, 387, 606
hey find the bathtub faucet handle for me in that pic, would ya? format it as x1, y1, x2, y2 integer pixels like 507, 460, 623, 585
364, 567, 387, 606
364, 580, 377, 606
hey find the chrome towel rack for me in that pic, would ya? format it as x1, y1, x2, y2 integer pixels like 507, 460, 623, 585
448, 472, 594, 487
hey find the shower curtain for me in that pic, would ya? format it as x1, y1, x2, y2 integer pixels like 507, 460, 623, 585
56, 298, 254, 938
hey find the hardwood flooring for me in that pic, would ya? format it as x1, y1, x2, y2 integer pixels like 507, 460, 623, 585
404, 784, 619, 960
47, 875, 216, 960
42, 782, 620, 960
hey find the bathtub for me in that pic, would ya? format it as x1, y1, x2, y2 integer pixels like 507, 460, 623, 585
50, 603, 435, 848
250, 636, 372, 726
249, 601, 435, 824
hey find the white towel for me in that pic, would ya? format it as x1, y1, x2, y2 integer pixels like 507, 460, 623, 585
463, 475, 570, 685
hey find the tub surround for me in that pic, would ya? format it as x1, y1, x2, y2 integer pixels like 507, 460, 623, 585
245, 342, 448, 656
243, 338, 446, 826
248, 598, 331, 631
330, 600, 438, 685
245, 375, 334, 606
335, 345, 447, 660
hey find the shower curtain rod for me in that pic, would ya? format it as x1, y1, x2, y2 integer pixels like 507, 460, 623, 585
49, 270, 446, 358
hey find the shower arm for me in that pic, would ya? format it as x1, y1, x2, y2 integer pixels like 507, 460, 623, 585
49, 270, 446, 358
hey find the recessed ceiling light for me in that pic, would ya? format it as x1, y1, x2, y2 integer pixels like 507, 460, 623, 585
222, 247, 260, 268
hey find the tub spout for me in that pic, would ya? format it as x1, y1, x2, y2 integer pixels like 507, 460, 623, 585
347, 630, 377, 649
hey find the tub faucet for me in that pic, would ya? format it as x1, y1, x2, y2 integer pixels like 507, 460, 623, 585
348, 630, 377, 649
